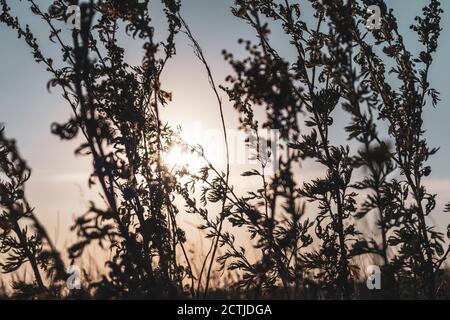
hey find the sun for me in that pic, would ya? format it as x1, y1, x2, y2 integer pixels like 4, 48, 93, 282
165, 145, 203, 173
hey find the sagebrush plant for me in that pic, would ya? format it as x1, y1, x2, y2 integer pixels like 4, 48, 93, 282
0, 127, 66, 298
218, 0, 449, 299
0, 0, 449, 300
1, 0, 190, 298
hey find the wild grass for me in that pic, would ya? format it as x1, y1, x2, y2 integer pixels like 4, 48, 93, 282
0, 0, 449, 300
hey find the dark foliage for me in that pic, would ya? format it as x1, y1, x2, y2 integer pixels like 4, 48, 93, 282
0, 0, 449, 299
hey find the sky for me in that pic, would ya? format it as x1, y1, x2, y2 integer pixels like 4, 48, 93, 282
0, 0, 449, 249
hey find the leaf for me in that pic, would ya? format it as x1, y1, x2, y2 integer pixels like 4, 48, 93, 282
241, 169, 259, 177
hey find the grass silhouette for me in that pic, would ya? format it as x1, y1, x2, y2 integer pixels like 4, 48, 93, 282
0, 0, 449, 300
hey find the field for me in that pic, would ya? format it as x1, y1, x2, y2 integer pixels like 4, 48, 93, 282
0, 0, 449, 300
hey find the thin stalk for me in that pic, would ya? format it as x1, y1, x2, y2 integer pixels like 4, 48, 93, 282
178, 14, 230, 298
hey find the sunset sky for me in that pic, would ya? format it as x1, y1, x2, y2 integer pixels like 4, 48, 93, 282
1, 0, 449, 249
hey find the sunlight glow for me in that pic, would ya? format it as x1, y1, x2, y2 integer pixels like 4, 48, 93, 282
165, 145, 203, 174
